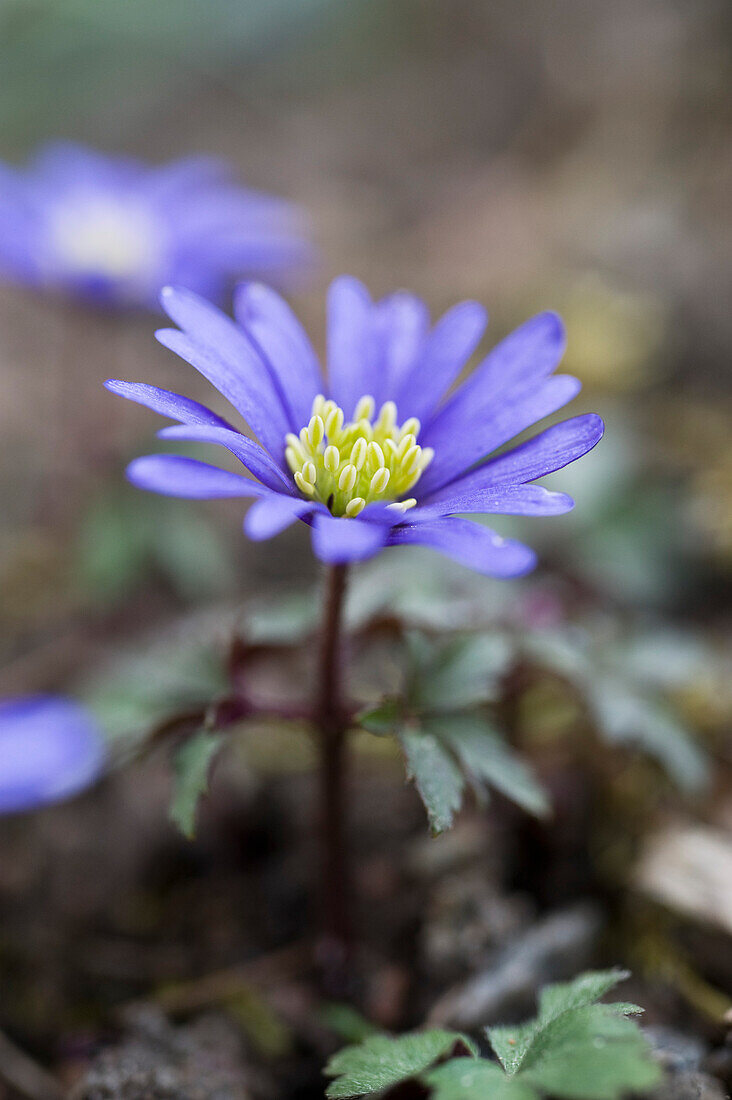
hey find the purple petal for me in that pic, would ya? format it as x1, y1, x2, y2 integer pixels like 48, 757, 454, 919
157, 424, 293, 493
395, 300, 488, 423
446, 414, 605, 495
243, 495, 315, 540
420, 374, 581, 493
311, 513, 389, 564
143, 156, 229, 205
233, 281, 323, 427
158, 286, 291, 452
0, 696, 105, 814
389, 518, 537, 577
413, 484, 575, 518
326, 275, 376, 418
370, 291, 430, 408
104, 380, 233, 429
127, 455, 268, 499
428, 312, 565, 428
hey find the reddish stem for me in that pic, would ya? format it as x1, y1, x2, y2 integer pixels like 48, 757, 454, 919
313, 564, 352, 991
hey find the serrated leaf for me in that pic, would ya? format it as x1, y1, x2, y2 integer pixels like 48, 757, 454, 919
169, 729, 223, 839
590, 681, 708, 792
399, 727, 465, 835
411, 633, 514, 711
357, 698, 402, 736
487, 969, 661, 1099
426, 1059, 535, 1099
324, 1030, 476, 1098
428, 713, 550, 818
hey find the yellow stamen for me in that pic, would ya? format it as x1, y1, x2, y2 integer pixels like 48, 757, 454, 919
286, 394, 433, 517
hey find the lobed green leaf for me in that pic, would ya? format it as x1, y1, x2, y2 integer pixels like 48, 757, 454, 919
169, 729, 224, 839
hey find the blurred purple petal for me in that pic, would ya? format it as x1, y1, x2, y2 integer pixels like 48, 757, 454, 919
127, 455, 267, 499
414, 484, 575, 518
244, 495, 317, 540
234, 281, 323, 427
421, 374, 581, 492
0, 696, 105, 814
389, 518, 537, 577
326, 275, 376, 419
311, 514, 389, 564
395, 300, 487, 423
104, 380, 233, 429
157, 424, 293, 492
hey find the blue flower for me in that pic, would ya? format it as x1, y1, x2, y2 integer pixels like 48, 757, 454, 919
107, 277, 604, 576
0, 696, 105, 814
0, 142, 310, 310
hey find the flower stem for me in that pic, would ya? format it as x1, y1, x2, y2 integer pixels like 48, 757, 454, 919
314, 563, 352, 991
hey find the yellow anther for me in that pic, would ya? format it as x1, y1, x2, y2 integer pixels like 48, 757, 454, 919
367, 441, 385, 468
370, 467, 390, 494
350, 437, 367, 469
376, 401, 397, 431
324, 406, 344, 436
285, 446, 299, 472
386, 497, 417, 513
402, 445, 421, 474
338, 464, 357, 492
308, 414, 324, 447
354, 395, 375, 421
294, 471, 315, 496
421, 447, 434, 468
397, 433, 416, 459
287, 393, 434, 518
324, 445, 340, 473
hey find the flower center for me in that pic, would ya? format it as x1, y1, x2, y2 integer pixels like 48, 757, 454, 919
286, 395, 434, 517
48, 196, 159, 284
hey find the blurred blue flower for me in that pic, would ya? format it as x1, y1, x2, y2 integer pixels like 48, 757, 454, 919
107, 277, 604, 576
0, 695, 105, 814
0, 142, 311, 310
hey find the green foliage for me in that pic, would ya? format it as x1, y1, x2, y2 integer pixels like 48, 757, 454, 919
324, 1030, 477, 1099
169, 729, 224, 839
77, 489, 236, 606
524, 624, 710, 792
432, 713, 549, 818
323, 971, 661, 1099
358, 631, 548, 834
399, 726, 466, 835
79, 621, 228, 744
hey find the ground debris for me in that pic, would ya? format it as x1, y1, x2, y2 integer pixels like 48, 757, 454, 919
426, 901, 602, 1028
71, 1009, 260, 1100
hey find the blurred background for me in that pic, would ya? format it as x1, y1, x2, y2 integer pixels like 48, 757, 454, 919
0, 1, 730, 1094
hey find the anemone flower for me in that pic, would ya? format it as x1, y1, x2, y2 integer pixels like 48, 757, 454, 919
0, 142, 310, 310
106, 276, 603, 576
0, 696, 105, 814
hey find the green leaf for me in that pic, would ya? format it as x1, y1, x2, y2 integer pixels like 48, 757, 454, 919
427, 713, 550, 818
409, 633, 514, 711
169, 730, 224, 839
399, 727, 465, 835
324, 1030, 476, 1098
244, 590, 319, 645
488, 969, 661, 1099
426, 1059, 535, 1099
590, 682, 709, 792
356, 698, 402, 736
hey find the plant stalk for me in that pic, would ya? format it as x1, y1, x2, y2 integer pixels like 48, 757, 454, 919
314, 563, 351, 989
